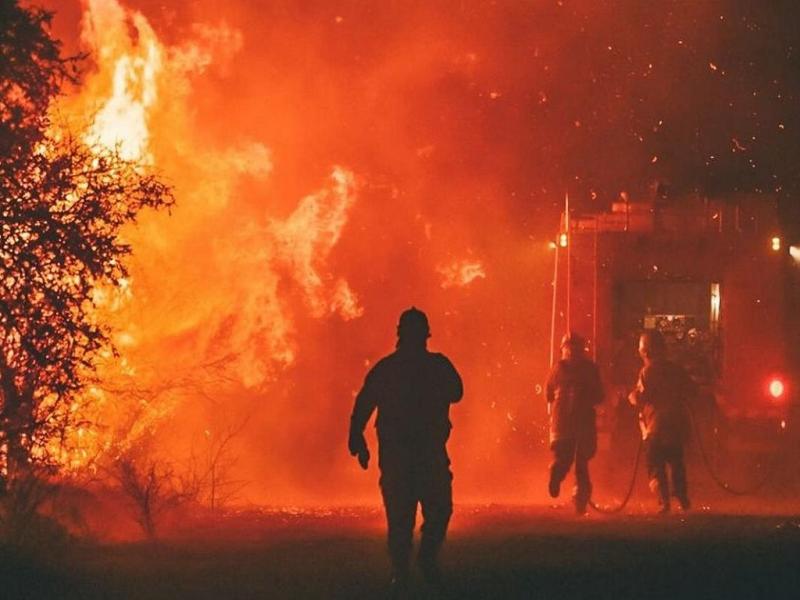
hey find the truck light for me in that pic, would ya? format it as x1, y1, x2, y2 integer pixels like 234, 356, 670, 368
768, 378, 785, 399
771, 236, 781, 252
559, 233, 568, 248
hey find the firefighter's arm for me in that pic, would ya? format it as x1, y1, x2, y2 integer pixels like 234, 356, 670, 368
545, 366, 557, 404
438, 354, 464, 404
348, 369, 378, 470
628, 368, 647, 407
545, 368, 557, 416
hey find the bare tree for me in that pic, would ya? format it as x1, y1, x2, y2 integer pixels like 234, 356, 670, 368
112, 447, 198, 540
98, 363, 248, 533
198, 417, 249, 512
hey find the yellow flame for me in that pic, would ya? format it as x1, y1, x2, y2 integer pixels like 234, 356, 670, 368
82, 1, 162, 161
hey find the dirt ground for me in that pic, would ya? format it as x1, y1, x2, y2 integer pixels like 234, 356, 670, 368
2, 501, 800, 600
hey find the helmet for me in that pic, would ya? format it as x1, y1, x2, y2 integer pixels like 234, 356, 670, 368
560, 331, 586, 352
397, 307, 430, 341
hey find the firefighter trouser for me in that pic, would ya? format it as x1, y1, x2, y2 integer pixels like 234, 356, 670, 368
379, 454, 453, 575
550, 438, 595, 506
646, 440, 688, 506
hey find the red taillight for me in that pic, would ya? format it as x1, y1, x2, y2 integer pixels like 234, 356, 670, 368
768, 378, 785, 399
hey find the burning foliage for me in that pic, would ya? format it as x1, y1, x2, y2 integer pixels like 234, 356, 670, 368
0, 0, 172, 506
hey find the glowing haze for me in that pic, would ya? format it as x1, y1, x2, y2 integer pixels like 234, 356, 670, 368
41, 0, 798, 504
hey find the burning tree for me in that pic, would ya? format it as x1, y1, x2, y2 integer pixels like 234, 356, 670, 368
0, 1, 172, 496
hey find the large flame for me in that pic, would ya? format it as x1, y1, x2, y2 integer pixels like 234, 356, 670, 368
45, 0, 559, 505
56, 0, 366, 468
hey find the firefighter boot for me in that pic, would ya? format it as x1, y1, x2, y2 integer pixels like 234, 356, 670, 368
574, 457, 592, 514
418, 554, 442, 587
548, 476, 561, 499
389, 564, 411, 598
649, 477, 670, 514
418, 538, 443, 588
573, 486, 592, 515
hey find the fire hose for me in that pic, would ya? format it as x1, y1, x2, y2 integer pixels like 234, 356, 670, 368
589, 403, 784, 513
686, 403, 783, 496
588, 436, 643, 514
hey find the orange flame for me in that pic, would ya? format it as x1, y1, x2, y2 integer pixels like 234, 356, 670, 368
271, 167, 363, 320
55, 0, 362, 470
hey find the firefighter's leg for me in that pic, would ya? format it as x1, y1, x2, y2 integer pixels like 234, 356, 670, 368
669, 445, 690, 510
646, 441, 670, 511
380, 470, 417, 583
549, 439, 576, 498
418, 459, 453, 583
573, 439, 595, 514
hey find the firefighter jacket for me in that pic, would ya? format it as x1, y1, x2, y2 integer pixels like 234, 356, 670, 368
630, 359, 694, 445
545, 357, 603, 446
349, 347, 463, 465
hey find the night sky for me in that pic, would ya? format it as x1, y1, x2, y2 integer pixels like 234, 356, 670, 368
388, 0, 800, 236
529, 0, 800, 234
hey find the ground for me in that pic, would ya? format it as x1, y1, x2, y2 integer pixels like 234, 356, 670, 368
2, 501, 800, 599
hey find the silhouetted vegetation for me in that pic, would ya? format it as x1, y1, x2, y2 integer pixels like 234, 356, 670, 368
0, 0, 172, 536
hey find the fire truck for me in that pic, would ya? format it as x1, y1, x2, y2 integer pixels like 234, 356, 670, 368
549, 191, 796, 462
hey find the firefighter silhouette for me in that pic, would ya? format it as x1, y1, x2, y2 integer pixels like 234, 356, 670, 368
348, 307, 463, 588
629, 329, 695, 513
545, 332, 604, 514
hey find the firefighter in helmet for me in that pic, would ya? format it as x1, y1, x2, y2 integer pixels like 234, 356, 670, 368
348, 307, 463, 588
545, 332, 604, 514
629, 329, 694, 513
